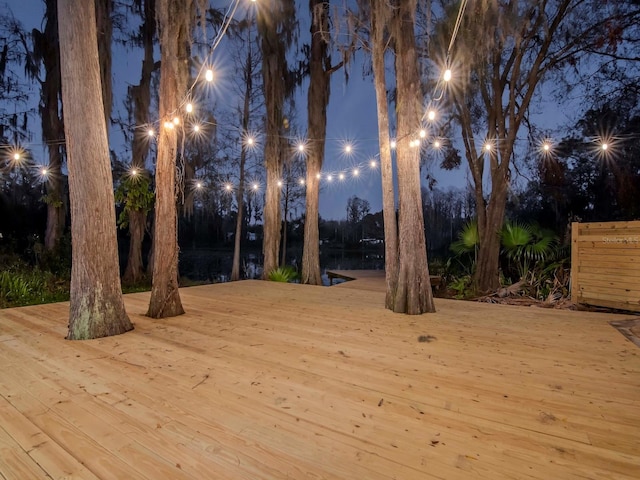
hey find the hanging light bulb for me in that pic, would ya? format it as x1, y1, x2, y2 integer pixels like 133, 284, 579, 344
193, 124, 200, 132
205, 69, 214, 82
338, 173, 345, 181
419, 129, 427, 138
433, 140, 441, 149
225, 183, 232, 191
172, 117, 180, 125
131, 168, 138, 176
427, 110, 436, 121
185, 103, 194, 113
247, 137, 255, 146
277, 180, 283, 187
353, 168, 359, 177
390, 140, 397, 149
443, 69, 452, 82
148, 129, 155, 137
299, 179, 305, 185
298, 143, 305, 152
344, 144, 352, 154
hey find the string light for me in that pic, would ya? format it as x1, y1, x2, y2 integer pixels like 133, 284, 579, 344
353, 168, 359, 176
443, 69, 452, 82
299, 179, 305, 185
338, 173, 345, 181
277, 180, 283, 187
131, 168, 138, 176
205, 69, 214, 82
193, 124, 201, 133
344, 145, 352, 154
390, 140, 397, 149
601, 143, 608, 151
185, 103, 194, 113
148, 129, 155, 137
433, 140, 441, 149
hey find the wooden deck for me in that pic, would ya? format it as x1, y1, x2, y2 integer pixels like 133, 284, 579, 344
0, 273, 639, 479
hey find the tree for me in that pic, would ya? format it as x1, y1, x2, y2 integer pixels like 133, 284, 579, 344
231, 26, 259, 282
58, 0, 132, 339
300, 0, 346, 285
437, 0, 640, 292
121, 0, 157, 284
369, 0, 399, 308
147, 0, 196, 318
256, 0, 297, 278
387, 0, 435, 314
26, 0, 66, 252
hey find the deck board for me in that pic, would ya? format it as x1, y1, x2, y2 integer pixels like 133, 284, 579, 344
0, 273, 639, 479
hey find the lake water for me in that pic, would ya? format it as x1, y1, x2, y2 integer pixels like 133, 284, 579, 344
179, 247, 384, 286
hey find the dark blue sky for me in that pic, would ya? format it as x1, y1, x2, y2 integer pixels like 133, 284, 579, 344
7, 0, 577, 220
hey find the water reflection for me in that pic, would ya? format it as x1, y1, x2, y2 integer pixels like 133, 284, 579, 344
179, 247, 384, 285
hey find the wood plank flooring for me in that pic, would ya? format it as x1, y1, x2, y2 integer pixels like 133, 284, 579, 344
0, 274, 639, 479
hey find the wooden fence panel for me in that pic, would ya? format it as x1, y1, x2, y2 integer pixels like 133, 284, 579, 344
571, 221, 640, 312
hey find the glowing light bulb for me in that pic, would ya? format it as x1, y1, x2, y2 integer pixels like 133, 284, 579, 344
353, 168, 359, 176
390, 140, 397, 149
299, 179, 305, 185
277, 180, 283, 187
247, 137, 254, 146
370, 160, 377, 168
148, 129, 155, 137
252, 183, 259, 190
172, 117, 180, 125
193, 125, 200, 132
327, 174, 333, 182
338, 173, 345, 181
484, 143, 492, 152
164, 121, 174, 129
419, 129, 427, 138
196, 182, 203, 189
344, 145, 352, 154
205, 69, 214, 82
131, 168, 138, 176
443, 69, 452, 82
225, 183, 232, 191
601, 143, 608, 151
427, 110, 436, 121
433, 140, 441, 148
316, 173, 321, 179
41, 168, 48, 176
186, 103, 193, 113
542, 143, 551, 152
298, 144, 305, 152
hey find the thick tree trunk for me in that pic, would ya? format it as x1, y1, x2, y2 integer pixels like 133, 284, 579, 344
147, 0, 191, 318
257, 1, 295, 278
259, 48, 283, 278
370, 0, 399, 309
474, 175, 508, 292
389, 0, 435, 314
58, 0, 132, 339
301, 0, 331, 286
262, 162, 282, 276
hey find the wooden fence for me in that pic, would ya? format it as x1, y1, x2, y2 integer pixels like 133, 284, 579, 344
571, 221, 640, 312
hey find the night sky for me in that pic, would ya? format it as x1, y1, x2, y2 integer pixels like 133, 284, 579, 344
6, 0, 577, 220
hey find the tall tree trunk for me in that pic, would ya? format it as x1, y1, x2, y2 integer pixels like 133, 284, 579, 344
370, 0, 399, 309
123, 0, 156, 284
301, 0, 332, 285
231, 44, 253, 282
257, 0, 295, 278
147, 0, 192, 318
389, 0, 435, 314
58, 0, 133, 339
41, 0, 66, 251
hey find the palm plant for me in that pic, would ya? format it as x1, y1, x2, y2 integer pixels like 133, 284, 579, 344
449, 220, 479, 274
500, 221, 558, 280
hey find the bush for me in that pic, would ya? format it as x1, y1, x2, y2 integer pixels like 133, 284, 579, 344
267, 266, 298, 283
0, 266, 69, 308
